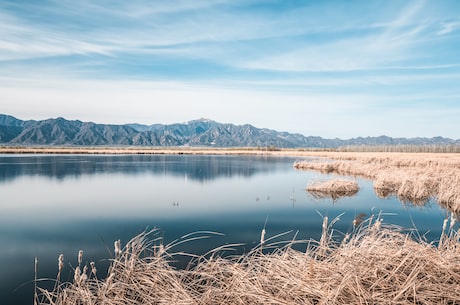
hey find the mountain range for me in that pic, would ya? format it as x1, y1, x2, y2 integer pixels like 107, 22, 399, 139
0, 114, 458, 148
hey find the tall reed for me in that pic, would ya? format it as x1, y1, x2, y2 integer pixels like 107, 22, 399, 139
294, 152, 460, 212
36, 217, 460, 305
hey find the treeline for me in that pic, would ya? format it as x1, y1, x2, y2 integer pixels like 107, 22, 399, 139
337, 144, 460, 153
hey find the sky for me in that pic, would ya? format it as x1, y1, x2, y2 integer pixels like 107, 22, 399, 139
1, 0, 460, 139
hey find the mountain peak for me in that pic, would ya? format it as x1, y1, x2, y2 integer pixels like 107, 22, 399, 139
186, 118, 215, 124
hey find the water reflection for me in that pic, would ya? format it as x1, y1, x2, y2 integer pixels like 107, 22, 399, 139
374, 187, 433, 206
0, 154, 290, 183
307, 190, 359, 201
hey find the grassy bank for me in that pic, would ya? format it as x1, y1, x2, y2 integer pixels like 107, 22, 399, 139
37, 217, 460, 305
294, 152, 460, 213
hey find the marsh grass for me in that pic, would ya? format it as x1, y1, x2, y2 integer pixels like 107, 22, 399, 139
294, 153, 460, 213
306, 179, 359, 200
36, 216, 460, 305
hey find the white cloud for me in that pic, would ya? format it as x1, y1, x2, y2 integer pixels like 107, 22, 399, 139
0, 0, 444, 74
244, 3, 435, 72
0, 77, 374, 132
0, 12, 114, 61
438, 21, 460, 35
4, 76, 457, 138
239, 31, 417, 73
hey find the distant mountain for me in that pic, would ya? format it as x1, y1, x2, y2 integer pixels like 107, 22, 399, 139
0, 114, 458, 148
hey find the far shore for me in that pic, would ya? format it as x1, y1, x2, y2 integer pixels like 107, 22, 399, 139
1, 146, 459, 158
0, 146, 334, 156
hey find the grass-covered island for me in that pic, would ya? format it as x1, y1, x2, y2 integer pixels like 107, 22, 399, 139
6, 147, 457, 304
306, 179, 360, 200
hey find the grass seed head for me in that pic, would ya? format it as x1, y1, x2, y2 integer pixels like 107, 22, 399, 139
58, 254, 64, 272
78, 250, 83, 266
260, 228, 266, 245
114, 239, 122, 256
74, 266, 81, 285
90, 261, 97, 276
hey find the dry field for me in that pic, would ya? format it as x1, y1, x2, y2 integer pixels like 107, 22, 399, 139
294, 152, 460, 213
37, 217, 460, 305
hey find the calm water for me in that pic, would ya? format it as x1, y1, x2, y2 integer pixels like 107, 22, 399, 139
0, 154, 451, 305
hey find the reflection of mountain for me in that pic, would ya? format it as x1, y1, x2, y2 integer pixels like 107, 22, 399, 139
0, 155, 293, 183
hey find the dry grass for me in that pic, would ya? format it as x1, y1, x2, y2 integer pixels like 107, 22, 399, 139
294, 153, 460, 212
36, 217, 460, 305
306, 179, 359, 200
0, 146, 319, 156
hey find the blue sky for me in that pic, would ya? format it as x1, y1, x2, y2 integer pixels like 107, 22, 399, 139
1, 0, 459, 138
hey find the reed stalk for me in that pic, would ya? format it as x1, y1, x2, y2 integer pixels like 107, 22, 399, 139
36, 219, 460, 305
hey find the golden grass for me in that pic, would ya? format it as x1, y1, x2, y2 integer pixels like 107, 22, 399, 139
36, 217, 460, 305
294, 152, 460, 212
306, 179, 359, 200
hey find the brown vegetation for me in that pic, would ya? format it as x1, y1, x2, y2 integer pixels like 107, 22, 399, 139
36, 217, 460, 305
306, 179, 359, 200
294, 153, 460, 212
338, 144, 460, 153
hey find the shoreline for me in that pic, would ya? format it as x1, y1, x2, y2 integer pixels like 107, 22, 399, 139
0, 146, 333, 156
1, 146, 459, 157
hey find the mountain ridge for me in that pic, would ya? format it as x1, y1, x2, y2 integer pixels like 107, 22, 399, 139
1, 114, 458, 148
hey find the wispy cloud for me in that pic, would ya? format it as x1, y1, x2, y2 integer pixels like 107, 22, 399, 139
240, 1, 438, 73
0, 12, 114, 61
0, 1, 293, 60
0, 0, 452, 71
438, 21, 460, 35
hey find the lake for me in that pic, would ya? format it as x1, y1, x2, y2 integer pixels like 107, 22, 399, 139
0, 154, 450, 305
